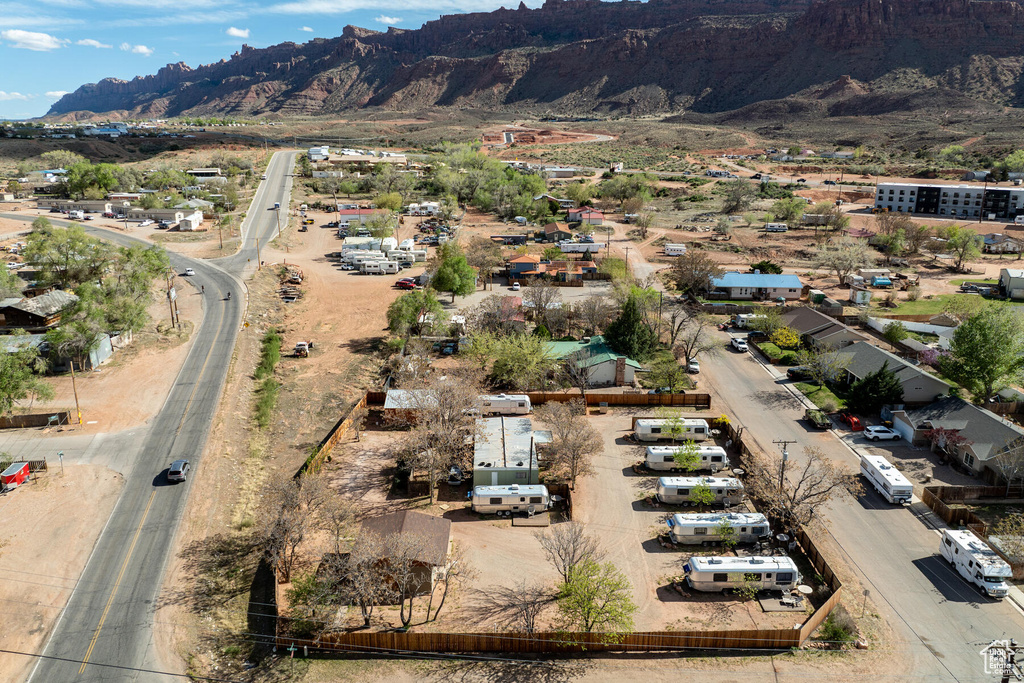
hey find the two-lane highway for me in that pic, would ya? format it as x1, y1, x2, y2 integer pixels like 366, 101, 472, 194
20, 150, 296, 681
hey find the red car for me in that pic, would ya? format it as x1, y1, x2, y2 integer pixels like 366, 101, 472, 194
838, 411, 863, 431
395, 280, 416, 290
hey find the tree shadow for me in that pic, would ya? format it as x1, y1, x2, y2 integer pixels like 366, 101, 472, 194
158, 532, 261, 616
749, 389, 803, 410
427, 657, 589, 683
341, 336, 386, 355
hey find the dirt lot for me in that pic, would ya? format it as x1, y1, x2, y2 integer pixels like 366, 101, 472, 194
0, 465, 123, 682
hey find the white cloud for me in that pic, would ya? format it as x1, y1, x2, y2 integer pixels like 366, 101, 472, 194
0, 91, 32, 101
45, 90, 69, 98
120, 42, 154, 55
299, 25, 313, 31
270, 0, 541, 13
1, 29, 68, 51
226, 26, 249, 38
374, 15, 400, 24
76, 38, 112, 48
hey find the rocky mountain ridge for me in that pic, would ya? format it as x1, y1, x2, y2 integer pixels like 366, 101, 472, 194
48, 0, 1024, 119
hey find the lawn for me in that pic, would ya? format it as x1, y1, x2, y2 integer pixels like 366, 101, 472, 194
949, 277, 998, 286
794, 382, 848, 411
873, 293, 1021, 316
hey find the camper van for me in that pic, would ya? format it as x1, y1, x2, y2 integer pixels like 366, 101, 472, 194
666, 512, 771, 546
764, 223, 789, 232
471, 484, 550, 516
479, 394, 531, 415
645, 445, 728, 472
655, 476, 744, 506
940, 529, 1011, 598
634, 418, 710, 443
664, 244, 688, 256
860, 454, 913, 504
360, 261, 385, 275
683, 556, 801, 593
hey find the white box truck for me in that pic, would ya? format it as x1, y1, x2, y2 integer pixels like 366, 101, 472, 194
471, 484, 551, 516
655, 476, 744, 506
683, 556, 800, 593
860, 454, 913, 504
479, 394, 531, 415
634, 418, 709, 442
645, 445, 728, 472
666, 512, 771, 546
940, 529, 1011, 598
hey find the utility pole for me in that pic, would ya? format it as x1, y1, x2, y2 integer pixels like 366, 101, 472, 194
69, 362, 82, 424
772, 439, 795, 492
256, 235, 262, 270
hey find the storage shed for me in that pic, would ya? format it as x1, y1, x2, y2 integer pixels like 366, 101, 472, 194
1, 462, 29, 488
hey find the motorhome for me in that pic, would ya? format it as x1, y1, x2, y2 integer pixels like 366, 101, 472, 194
479, 394, 531, 415
655, 476, 744, 506
665, 244, 688, 256
645, 445, 728, 472
666, 512, 770, 545
471, 484, 551, 516
360, 261, 385, 275
860, 454, 913, 504
940, 529, 1011, 598
634, 418, 710, 442
764, 223, 789, 232
683, 556, 801, 593
68, 210, 85, 220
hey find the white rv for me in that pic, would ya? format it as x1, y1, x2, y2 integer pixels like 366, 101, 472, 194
68, 209, 86, 220
379, 261, 400, 274
479, 394, 531, 415
655, 476, 744, 506
860, 454, 913, 504
380, 237, 398, 252
407, 250, 428, 262
764, 222, 789, 232
683, 556, 801, 593
471, 484, 550, 516
398, 238, 415, 250
360, 261, 385, 275
666, 512, 771, 545
664, 243, 688, 256
940, 529, 1011, 598
645, 445, 728, 472
634, 418, 710, 443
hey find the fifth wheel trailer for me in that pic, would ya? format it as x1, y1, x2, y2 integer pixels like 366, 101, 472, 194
860, 454, 913, 504
655, 476, 744, 506
683, 556, 801, 593
939, 529, 1011, 598
645, 445, 728, 472
666, 512, 770, 545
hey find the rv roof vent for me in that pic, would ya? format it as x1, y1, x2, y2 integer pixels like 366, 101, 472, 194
707, 558, 723, 564
509, 484, 520, 492
515, 461, 524, 467
582, 337, 591, 343
749, 558, 764, 564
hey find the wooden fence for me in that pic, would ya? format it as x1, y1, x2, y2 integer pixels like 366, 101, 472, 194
297, 394, 369, 477
0, 411, 73, 429
25, 459, 48, 472
526, 391, 711, 409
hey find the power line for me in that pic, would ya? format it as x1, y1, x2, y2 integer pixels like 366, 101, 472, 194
0, 648, 244, 682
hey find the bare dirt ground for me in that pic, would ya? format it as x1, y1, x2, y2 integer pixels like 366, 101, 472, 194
0, 465, 123, 682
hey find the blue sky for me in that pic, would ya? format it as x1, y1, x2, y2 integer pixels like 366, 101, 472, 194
0, 0, 544, 120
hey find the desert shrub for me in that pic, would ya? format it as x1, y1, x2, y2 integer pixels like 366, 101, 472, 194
816, 604, 857, 647
254, 379, 279, 429
255, 328, 282, 380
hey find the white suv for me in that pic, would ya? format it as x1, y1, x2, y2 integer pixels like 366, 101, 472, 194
731, 337, 749, 352
864, 426, 901, 441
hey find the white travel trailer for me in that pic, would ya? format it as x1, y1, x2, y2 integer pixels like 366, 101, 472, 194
68, 210, 86, 220
683, 556, 801, 593
655, 476, 744, 506
940, 529, 1011, 598
634, 418, 710, 443
664, 243, 688, 256
380, 237, 398, 252
399, 238, 416, 250
407, 250, 428, 262
645, 445, 728, 472
479, 394, 531, 415
558, 241, 602, 254
360, 261, 385, 275
471, 484, 550, 516
764, 222, 789, 232
860, 454, 913, 504
666, 512, 771, 545
379, 261, 400, 274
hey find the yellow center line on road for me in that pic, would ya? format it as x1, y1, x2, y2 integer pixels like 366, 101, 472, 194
78, 490, 157, 675
174, 296, 228, 437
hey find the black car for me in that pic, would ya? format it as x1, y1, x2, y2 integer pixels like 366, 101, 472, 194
823, 180, 837, 186
787, 366, 813, 381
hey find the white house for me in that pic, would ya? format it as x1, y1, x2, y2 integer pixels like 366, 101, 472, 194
999, 268, 1024, 299
711, 272, 803, 300
178, 211, 203, 231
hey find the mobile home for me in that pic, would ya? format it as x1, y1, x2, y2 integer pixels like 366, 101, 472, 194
470, 484, 550, 516
764, 223, 789, 232
665, 244, 688, 256
634, 418, 710, 443
683, 556, 801, 593
479, 394, 531, 415
645, 445, 728, 472
860, 454, 913, 504
940, 529, 1011, 598
655, 476, 744, 506
666, 512, 771, 545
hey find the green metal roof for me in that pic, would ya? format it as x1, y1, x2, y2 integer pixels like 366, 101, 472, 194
545, 335, 641, 369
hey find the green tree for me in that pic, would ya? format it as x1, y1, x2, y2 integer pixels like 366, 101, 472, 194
40, 150, 86, 169
542, 246, 563, 261
878, 229, 906, 265
721, 179, 756, 214
24, 223, 113, 288
716, 519, 737, 550
770, 326, 801, 350
749, 260, 782, 274
944, 225, 982, 272
364, 214, 394, 239
883, 321, 909, 347
467, 332, 559, 390
847, 361, 904, 415
690, 482, 715, 506
432, 243, 477, 302
564, 181, 593, 206
337, 181, 358, 198
604, 294, 657, 361
0, 339, 53, 414
387, 289, 443, 335
1004, 150, 1024, 174
556, 560, 636, 633
940, 305, 1024, 401
939, 145, 967, 165
374, 191, 403, 212
770, 197, 804, 225
672, 440, 700, 471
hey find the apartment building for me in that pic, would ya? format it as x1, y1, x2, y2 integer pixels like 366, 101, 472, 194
874, 182, 1024, 220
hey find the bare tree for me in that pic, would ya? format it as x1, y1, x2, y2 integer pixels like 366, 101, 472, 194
795, 343, 851, 386
427, 542, 476, 621
384, 532, 430, 627
536, 521, 604, 584
560, 348, 595, 398
318, 495, 356, 555
470, 294, 526, 335
668, 250, 723, 296
874, 212, 915, 237
343, 533, 395, 627
992, 514, 1024, 561
743, 446, 861, 529
472, 580, 555, 632
256, 478, 312, 582
815, 237, 875, 284
534, 400, 603, 489
989, 437, 1024, 496
664, 301, 699, 346
905, 223, 932, 255
633, 211, 655, 240
574, 295, 613, 337
464, 237, 504, 290
523, 278, 563, 331
672, 314, 719, 367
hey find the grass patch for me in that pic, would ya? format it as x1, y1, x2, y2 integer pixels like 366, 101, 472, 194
950, 277, 998, 286
757, 341, 799, 365
795, 382, 848, 411
254, 328, 282, 380
874, 293, 1021, 316
599, 257, 630, 280
253, 378, 279, 429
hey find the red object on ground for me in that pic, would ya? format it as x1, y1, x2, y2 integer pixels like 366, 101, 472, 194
1, 462, 29, 487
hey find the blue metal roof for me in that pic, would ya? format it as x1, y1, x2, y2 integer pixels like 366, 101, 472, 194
713, 272, 803, 289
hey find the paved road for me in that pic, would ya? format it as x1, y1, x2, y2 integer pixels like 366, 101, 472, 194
15, 150, 297, 682
700, 338, 1024, 682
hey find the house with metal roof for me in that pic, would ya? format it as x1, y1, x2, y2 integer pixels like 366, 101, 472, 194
837, 342, 951, 404
711, 272, 803, 300
546, 335, 642, 386
0, 290, 78, 331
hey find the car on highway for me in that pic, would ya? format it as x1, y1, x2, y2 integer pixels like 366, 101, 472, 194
796, 178, 806, 183
730, 337, 749, 352
838, 411, 864, 431
183, 268, 196, 276
864, 426, 901, 441
823, 180, 837, 186
167, 459, 190, 483
687, 358, 700, 374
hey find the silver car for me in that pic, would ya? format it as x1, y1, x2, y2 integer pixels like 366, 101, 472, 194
167, 459, 190, 482
864, 426, 901, 441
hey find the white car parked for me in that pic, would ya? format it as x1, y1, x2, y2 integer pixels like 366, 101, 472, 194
731, 337, 749, 352
864, 426, 901, 441
139, 219, 154, 227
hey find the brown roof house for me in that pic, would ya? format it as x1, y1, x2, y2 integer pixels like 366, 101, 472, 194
780, 307, 867, 349
360, 510, 452, 595
543, 222, 573, 243
0, 290, 78, 332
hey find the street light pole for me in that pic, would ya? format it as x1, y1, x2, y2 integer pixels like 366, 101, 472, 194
58, 450, 64, 477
